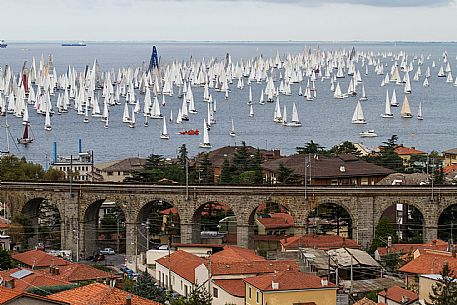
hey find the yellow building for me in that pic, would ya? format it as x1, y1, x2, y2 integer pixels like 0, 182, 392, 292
244, 270, 337, 305
443, 148, 457, 166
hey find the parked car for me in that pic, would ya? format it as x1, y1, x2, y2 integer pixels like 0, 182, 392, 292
99, 248, 115, 255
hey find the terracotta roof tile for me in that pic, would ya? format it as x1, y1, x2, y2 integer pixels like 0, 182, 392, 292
156, 250, 205, 283
257, 213, 294, 229
353, 298, 376, 305
12, 250, 70, 268
210, 245, 265, 263
0, 268, 72, 293
281, 235, 359, 250
394, 146, 427, 156
48, 283, 161, 305
0, 287, 21, 303
41, 263, 116, 282
0, 218, 9, 230
244, 270, 335, 291
378, 286, 418, 304
213, 279, 245, 297
399, 251, 457, 275
444, 164, 457, 174
376, 239, 449, 257
211, 260, 298, 276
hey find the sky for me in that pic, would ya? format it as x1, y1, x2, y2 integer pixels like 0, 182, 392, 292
2, 0, 457, 41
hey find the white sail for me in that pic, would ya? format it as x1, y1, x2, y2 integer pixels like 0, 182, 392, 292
382, 90, 393, 118
334, 82, 343, 99
161, 115, 169, 139
123, 102, 130, 123
390, 89, 399, 107
417, 102, 423, 120
359, 84, 367, 101
199, 119, 211, 148
230, 119, 236, 137
44, 104, 52, 131
151, 95, 162, 118
249, 104, 254, 117
351, 101, 366, 124
273, 95, 282, 122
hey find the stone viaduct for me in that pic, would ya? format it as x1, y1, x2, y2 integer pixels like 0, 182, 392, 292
1, 181, 457, 258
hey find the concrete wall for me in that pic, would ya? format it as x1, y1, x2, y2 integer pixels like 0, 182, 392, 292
212, 282, 244, 305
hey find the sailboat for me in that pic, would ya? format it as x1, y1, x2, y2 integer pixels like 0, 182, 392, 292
334, 82, 344, 99
44, 104, 52, 131
287, 103, 302, 127
129, 108, 136, 127
381, 90, 393, 118
230, 119, 236, 137
160, 115, 169, 139
400, 95, 413, 118
17, 123, 33, 144
199, 119, 212, 148
417, 102, 423, 120
249, 104, 254, 117
104, 115, 109, 129
359, 84, 368, 101
351, 101, 367, 124
390, 89, 399, 107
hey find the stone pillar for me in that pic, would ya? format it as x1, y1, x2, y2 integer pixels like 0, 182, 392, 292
126, 221, 137, 257
237, 224, 249, 249
424, 226, 438, 243
356, 197, 374, 249
180, 223, 193, 244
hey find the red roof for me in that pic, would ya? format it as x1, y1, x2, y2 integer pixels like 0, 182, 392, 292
0, 218, 9, 230
376, 239, 449, 257
210, 245, 265, 264
41, 263, 115, 282
12, 250, 70, 268
444, 164, 457, 174
48, 283, 162, 305
0, 287, 21, 304
160, 207, 178, 215
399, 251, 457, 275
244, 270, 335, 292
156, 250, 205, 283
211, 260, 298, 276
257, 213, 294, 229
394, 146, 427, 156
378, 286, 418, 304
281, 235, 359, 250
213, 279, 246, 297
0, 268, 72, 293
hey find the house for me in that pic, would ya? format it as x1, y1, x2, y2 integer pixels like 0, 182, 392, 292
419, 274, 457, 304
0, 217, 11, 250
243, 270, 337, 305
41, 263, 117, 284
212, 279, 245, 305
377, 285, 418, 305
374, 239, 449, 261
194, 145, 281, 183
50, 151, 93, 182
394, 145, 427, 167
12, 250, 70, 269
280, 234, 359, 252
443, 148, 457, 166
0, 268, 73, 293
262, 154, 394, 185
92, 157, 147, 182
444, 164, 457, 182
48, 282, 162, 305
399, 250, 457, 289
253, 213, 295, 252
353, 298, 386, 305
0, 287, 70, 305
327, 248, 382, 280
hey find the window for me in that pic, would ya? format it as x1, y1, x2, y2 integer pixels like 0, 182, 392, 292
184, 285, 188, 296
256, 290, 259, 303
181, 280, 183, 290
213, 287, 218, 298
361, 177, 369, 185
331, 179, 338, 185
249, 287, 252, 299
118, 171, 121, 175
108, 172, 113, 176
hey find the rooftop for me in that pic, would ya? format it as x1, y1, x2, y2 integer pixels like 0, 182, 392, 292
210, 260, 298, 276
210, 245, 266, 263
12, 250, 70, 268
399, 251, 457, 275
378, 285, 418, 304
156, 250, 205, 283
42, 263, 116, 282
281, 234, 359, 250
376, 239, 449, 257
95, 157, 147, 173
0, 268, 72, 293
213, 279, 245, 297
48, 283, 162, 305
256, 213, 294, 229
444, 148, 457, 155
244, 270, 335, 292
394, 145, 427, 156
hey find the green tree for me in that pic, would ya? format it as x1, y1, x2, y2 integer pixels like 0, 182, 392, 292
232, 141, 250, 175
252, 148, 264, 184
0, 155, 44, 180
277, 163, 295, 184
132, 270, 166, 303
297, 140, 326, 155
127, 154, 165, 183
43, 168, 66, 181
329, 141, 361, 157
433, 163, 445, 185
170, 287, 212, 305
0, 249, 13, 270
219, 158, 233, 185
364, 135, 404, 172
198, 154, 214, 185
369, 217, 397, 254
426, 262, 457, 305
10, 214, 35, 249
178, 144, 188, 167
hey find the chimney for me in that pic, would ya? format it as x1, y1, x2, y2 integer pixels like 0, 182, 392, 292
271, 281, 279, 290
50, 266, 55, 275
432, 240, 437, 246
402, 296, 409, 303
321, 277, 328, 287
5, 279, 15, 289
55, 267, 60, 275
273, 149, 280, 159
125, 295, 132, 305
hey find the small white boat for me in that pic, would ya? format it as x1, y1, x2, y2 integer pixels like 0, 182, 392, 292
129, 108, 136, 128
381, 90, 393, 118
359, 84, 368, 101
230, 119, 236, 137
359, 130, 378, 137
199, 119, 212, 148
160, 115, 169, 139
352, 101, 367, 124
417, 102, 423, 120
400, 95, 413, 118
